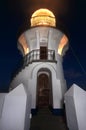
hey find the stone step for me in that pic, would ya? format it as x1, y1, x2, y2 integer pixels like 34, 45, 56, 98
30, 109, 68, 130
37, 108, 52, 115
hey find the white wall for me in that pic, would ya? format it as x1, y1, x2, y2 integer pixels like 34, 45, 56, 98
0, 84, 31, 130
0, 93, 6, 118
10, 61, 67, 109
24, 27, 64, 53
65, 84, 86, 130
10, 27, 67, 110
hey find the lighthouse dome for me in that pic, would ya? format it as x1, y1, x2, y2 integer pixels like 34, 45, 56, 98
31, 8, 56, 27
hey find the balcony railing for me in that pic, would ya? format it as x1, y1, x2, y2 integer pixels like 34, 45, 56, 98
11, 49, 56, 80
23, 49, 56, 66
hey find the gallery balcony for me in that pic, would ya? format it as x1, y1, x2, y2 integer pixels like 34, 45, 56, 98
23, 49, 57, 66
11, 49, 56, 80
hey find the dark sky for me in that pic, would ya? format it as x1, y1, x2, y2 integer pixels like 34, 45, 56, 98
0, 0, 86, 91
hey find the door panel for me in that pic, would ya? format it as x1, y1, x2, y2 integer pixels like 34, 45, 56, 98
37, 74, 50, 108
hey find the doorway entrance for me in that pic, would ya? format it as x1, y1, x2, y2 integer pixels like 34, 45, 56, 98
40, 46, 47, 60
37, 69, 52, 108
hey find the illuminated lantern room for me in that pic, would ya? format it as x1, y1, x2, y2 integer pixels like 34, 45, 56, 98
31, 8, 56, 27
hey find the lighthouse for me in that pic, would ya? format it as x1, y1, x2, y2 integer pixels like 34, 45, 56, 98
10, 8, 69, 112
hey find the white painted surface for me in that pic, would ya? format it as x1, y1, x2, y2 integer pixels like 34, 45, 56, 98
0, 93, 6, 118
23, 27, 68, 56
65, 84, 86, 130
10, 27, 68, 109
0, 84, 31, 130
10, 61, 67, 109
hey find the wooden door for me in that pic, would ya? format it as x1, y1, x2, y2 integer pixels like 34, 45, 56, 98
37, 74, 50, 108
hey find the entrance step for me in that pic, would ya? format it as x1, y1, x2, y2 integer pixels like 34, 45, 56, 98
30, 109, 68, 130
37, 108, 52, 115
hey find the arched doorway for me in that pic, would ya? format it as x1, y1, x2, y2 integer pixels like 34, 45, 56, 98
37, 69, 52, 108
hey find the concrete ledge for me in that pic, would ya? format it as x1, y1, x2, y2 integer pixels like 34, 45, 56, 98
0, 84, 31, 130
65, 84, 86, 130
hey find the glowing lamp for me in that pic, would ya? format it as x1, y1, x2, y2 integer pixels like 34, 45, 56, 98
31, 8, 56, 27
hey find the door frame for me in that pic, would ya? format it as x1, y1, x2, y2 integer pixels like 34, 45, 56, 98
36, 68, 53, 109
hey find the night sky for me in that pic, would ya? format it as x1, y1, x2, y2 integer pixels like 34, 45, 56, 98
0, 0, 86, 91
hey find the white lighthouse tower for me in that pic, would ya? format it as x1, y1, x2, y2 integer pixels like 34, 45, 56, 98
10, 8, 69, 112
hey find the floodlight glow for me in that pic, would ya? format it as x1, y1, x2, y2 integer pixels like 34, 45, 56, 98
58, 35, 68, 55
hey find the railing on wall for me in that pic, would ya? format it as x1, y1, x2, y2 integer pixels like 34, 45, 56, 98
11, 49, 56, 80
23, 49, 56, 66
